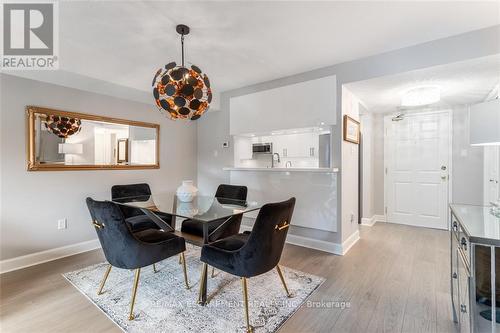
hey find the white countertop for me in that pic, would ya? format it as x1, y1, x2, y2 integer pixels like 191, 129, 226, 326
223, 167, 339, 173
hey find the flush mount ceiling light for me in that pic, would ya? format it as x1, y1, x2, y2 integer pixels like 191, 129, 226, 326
401, 86, 441, 107
44, 115, 82, 138
152, 24, 212, 121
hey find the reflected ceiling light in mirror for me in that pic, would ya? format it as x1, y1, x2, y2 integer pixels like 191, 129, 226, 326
58, 143, 83, 154
401, 86, 441, 107
152, 24, 212, 121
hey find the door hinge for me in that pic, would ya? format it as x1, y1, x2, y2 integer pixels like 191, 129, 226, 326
385, 167, 388, 175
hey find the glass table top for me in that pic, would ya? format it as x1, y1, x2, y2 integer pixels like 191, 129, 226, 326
111, 192, 262, 223
450, 204, 500, 245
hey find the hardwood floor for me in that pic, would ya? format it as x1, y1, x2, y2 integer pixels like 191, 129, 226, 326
0, 223, 456, 332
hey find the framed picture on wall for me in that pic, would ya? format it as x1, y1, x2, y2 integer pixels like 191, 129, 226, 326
343, 115, 360, 144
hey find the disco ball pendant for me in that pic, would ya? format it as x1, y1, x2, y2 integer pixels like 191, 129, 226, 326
152, 24, 212, 121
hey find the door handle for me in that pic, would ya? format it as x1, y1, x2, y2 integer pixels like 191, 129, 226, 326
461, 237, 467, 251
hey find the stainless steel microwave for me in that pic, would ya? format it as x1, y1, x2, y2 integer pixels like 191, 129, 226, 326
252, 143, 272, 154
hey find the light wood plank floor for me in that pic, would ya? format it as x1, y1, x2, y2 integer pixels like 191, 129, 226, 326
0, 223, 456, 332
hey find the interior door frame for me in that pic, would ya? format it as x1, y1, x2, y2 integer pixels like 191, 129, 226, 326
383, 109, 453, 230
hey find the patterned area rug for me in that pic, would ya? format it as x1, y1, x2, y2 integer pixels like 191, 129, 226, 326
63, 247, 324, 333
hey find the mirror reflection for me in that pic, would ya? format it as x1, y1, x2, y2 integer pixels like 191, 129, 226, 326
28, 107, 159, 170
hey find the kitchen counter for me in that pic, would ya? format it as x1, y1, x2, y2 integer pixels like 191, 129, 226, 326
223, 167, 339, 173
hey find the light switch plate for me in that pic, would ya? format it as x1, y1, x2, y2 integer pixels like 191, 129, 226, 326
57, 218, 67, 230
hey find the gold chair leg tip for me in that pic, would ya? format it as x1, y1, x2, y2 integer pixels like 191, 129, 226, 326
128, 315, 134, 321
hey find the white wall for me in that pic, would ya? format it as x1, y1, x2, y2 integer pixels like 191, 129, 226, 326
341, 87, 360, 240
0, 74, 197, 260
229, 75, 337, 135
452, 105, 484, 205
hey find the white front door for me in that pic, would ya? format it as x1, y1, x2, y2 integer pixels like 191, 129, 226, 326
484, 146, 500, 205
385, 111, 450, 230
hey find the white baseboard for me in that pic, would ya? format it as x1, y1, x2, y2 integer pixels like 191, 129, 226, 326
240, 225, 359, 256
340, 230, 360, 255
0, 239, 101, 274
361, 215, 385, 226
361, 217, 375, 226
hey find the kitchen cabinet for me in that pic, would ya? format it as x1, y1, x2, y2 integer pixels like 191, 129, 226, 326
450, 204, 500, 333
279, 133, 318, 158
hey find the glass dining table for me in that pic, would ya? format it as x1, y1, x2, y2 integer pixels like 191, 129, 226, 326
109, 192, 262, 305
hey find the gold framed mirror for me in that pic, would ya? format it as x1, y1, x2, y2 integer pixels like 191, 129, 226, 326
26, 106, 160, 171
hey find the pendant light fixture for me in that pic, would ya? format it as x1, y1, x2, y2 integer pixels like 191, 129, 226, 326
152, 24, 212, 121
44, 115, 82, 138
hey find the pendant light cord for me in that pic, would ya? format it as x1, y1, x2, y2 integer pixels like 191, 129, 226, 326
181, 34, 185, 67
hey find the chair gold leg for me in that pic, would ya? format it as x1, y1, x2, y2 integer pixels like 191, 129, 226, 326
211, 266, 215, 278
276, 265, 291, 297
97, 265, 112, 295
242, 277, 253, 333
181, 252, 189, 289
179, 254, 182, 264
197, 263, 208, 304
153, 263, 158, 273
128, 268, 141, 321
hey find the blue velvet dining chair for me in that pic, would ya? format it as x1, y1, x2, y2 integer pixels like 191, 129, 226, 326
86, 197, 189, 320
199, 197, 296, 332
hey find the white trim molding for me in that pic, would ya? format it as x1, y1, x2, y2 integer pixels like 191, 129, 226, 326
361, 214, 386, 226
240, 225, 359, 256
340, 230, 360, 255
361, 216, 376, 226
0, 239, 101, 274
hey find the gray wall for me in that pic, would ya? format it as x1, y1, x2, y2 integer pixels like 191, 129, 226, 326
360, 111, 385, 219
372, 114, 385, 215
198, 26, 499, 245
0, 74, 197, 260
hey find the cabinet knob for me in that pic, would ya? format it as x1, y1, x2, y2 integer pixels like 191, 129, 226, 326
460, 304, 467, 313
452, 272, 457, 279
453, 222, 458, 231
461, 237, 467, 250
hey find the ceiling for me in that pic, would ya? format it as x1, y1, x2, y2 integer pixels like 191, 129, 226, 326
7, 1, 499, 98
346, 55, 500, 113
